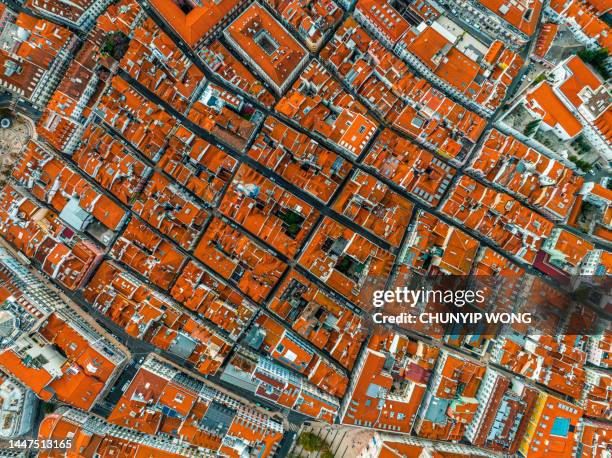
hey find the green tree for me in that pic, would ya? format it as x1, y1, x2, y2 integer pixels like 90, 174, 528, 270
572, 134, 593, 154
568, 155, 592, 172
524, 119, 541, 136
100, 31, 130, 61
43, 402, 55, 414
297, 432, 333, 453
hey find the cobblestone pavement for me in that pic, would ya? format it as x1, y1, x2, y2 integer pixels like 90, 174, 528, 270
290, 424, 373, 458
0, 113, 31, 182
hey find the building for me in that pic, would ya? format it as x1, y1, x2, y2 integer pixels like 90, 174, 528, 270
0, 370, 37, 438
353, 0, 410, 47
223, 2, 308, 96
468, 129, 584, 222
39, 407, 206, 457
464, 368, 538, 453
492, 332, 588, 399
200, 40, 275, 106
221, 351, 341, 423
244, 313, 349, 398
93, 0, 144, 43
188, 82, 260, 151
159, 126, 238, 206
440, 176, 555, 265
570, 181, 612, 244
578, 420, 611, 457
110, 217, 187, 291
396, 20, 523, 115
26, 0, 113, 30
108, 354, 284, 456
578, 249, 612, 275
0, 247, 128, 411
540, 228, 594, 276
524, 56, 612, 159
524, 83, 584, 141
331, 170, 414, 248
364, 129, 456, 207
321, 18, 486, 162
119, 15, 206, 113
276, 60, 378, 158
414, 351, 485, 441
358, 433, 501, 457
220, 164, 319, 258
248, 117, 352, 203
12, 141, 129, 246
402, 210, 480, 276
0, 7, 77, 107
268, 270, 367, 370
518, 392, 583, 458
148, 0, 249, 48
581, 368, 611, 420
36, 42, 101, 154
547, 0, 612, 49
472, 246, 524, 276
84, 261, 232, 376
340, 333, 439, 433
194, 217, 286, 304
171, 260, 256, 340
587, 330, 612, 368
532, 23, 559, 65
474, 0, 542, 38
0, 185, 104, 291
435, 0, 540, 47
71, 124, 151, 205
298, 217, 395, 306
261, 0, 342, 51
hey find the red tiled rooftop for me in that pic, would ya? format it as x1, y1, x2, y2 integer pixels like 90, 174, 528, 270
526, 83, 583, 138
194, 217, 286, 303
533, 23, 558, 59
149, 0, 245, 47
224, 2, 307, 90
249, 117, 352, 203
220, 164, 319, 258
558, 56, 605, 109
478, 0, 543, 36
299, 217, 395, 304
332, 169, 413, 247
355, 0, 409, 44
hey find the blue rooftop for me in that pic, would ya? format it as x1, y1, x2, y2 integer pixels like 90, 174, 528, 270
424, 397, 450, 425
551, 417, 570, 437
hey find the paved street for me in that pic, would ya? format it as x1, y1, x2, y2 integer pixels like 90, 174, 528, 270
0, 112, 32, 186
290, 424, 373, 458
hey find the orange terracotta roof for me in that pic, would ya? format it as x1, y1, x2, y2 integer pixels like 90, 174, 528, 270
526, 83, 583, 137
469, 129, 583, 220
148, 0, 245, 47
298, 217, 395, 305
550, 229, 593, 267
559, 56, 605, 109
194, 217, 286, 303
518, 392, 582, 457
225, 2, 307, 91
533, 23, 558, 59
478, 0, 543, 36
201, 41, 275, 107
355, 0, 409, 44
219, 164, 319, 258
